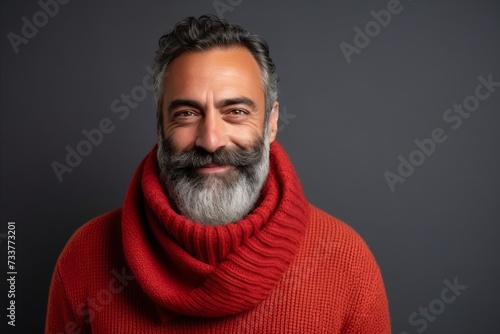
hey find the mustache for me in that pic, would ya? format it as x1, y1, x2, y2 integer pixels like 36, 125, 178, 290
160, 137, 265, 171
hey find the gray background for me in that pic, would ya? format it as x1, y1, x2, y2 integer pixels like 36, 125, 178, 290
1, 0, 499, 333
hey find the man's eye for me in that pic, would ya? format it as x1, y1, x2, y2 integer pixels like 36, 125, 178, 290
228, 109, 247, 116
172, 110, 199, 124
175, 111, 196, 118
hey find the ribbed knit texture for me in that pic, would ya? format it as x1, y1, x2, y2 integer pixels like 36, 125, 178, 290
45, 142, 391, 333
122, 141, 309, 320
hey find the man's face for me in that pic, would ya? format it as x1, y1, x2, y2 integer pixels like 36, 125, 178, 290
157, 47, 279, 225
160, 47, 277, 156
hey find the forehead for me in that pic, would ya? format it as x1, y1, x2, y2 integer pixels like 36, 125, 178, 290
163, 47, 264, 102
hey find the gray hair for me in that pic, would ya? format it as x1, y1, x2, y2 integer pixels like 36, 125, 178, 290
153, 15, 279, 131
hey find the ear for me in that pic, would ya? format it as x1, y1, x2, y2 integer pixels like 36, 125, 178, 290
268, 101, 279, 143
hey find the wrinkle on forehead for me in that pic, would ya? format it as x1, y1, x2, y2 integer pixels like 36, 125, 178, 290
163, 47, 265, 108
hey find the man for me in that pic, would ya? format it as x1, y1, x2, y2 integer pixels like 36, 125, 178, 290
45, 15, 390, 333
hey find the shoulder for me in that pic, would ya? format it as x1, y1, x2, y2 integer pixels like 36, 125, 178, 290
55, 208, 124, 277
305, 204, 376, 261
300, 204, 390, 330
302, 203, 385, 288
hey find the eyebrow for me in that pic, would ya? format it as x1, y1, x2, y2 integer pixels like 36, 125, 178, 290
167, 99, 203, 114
167, 97, 258, 114
215, 97, 257, 111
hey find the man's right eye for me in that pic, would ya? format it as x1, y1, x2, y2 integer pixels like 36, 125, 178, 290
174, 110, 197, 118
172, 110, 200, 124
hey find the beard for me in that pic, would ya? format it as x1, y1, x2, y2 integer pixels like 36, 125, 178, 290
156, 133, 270, 226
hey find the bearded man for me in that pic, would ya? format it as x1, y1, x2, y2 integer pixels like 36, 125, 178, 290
45, 15, 391, 333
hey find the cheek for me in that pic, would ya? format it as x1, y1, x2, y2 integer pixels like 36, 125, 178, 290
228, 124, 264, 148
165, 128, 197, 152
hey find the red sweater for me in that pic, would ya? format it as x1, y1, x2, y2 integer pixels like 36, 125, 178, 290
45, 142, 391, 333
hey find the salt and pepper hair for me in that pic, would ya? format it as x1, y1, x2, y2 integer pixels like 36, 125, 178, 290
153, 14, 279, 131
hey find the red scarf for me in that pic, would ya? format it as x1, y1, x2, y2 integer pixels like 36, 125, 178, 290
122, 141, 309, 321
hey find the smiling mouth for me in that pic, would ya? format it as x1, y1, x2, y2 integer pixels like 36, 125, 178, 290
197, 163, 231, 174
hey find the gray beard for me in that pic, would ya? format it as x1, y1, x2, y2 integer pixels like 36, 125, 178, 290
156, 134, 270, 226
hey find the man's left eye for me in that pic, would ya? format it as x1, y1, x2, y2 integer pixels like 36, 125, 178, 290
228, 109, 246, 115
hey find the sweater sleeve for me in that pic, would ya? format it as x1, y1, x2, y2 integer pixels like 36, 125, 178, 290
44, 264, 89, 334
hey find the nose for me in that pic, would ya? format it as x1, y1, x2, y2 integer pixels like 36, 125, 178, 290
195, 111, 228, 152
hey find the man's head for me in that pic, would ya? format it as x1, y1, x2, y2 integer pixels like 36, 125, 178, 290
153, 15, 280, 225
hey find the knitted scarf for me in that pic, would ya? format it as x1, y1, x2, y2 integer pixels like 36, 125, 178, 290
121, 141, 309, 321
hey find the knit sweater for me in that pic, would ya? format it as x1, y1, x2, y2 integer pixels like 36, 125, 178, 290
45, 142, 391, 333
